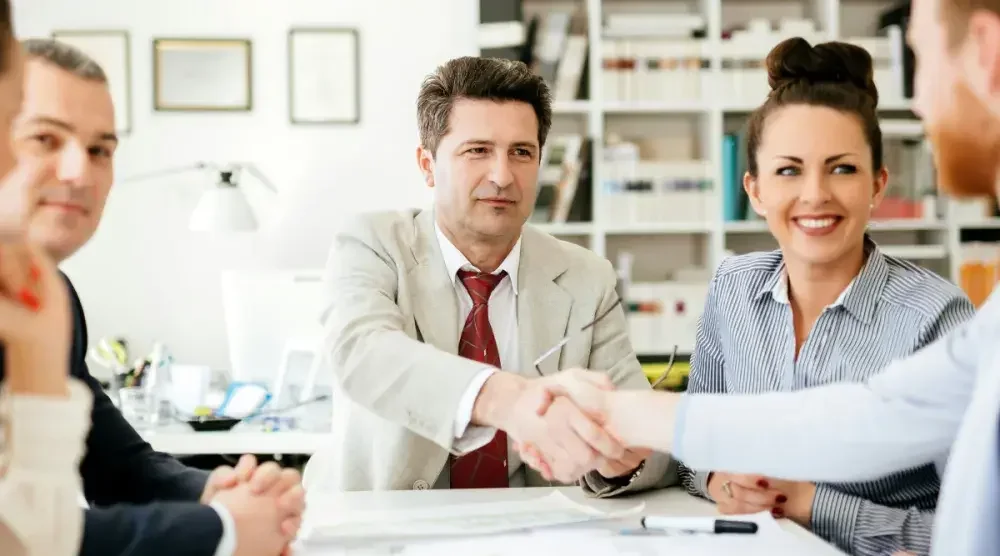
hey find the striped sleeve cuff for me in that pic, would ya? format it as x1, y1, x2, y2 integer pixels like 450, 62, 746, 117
678, 464, 713, 500
810, 485, 862, 554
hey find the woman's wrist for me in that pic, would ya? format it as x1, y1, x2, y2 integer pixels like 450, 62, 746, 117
5, 345, 70, 398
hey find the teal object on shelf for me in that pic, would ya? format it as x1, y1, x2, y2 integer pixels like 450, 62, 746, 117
722, 134, 740, 221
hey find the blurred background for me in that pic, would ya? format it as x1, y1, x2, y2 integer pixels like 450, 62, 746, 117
17, 0, 999, 386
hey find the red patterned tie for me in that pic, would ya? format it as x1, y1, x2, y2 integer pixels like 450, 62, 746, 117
450, 269, 509, 489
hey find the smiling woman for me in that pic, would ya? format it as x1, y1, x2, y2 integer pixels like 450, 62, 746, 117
674, 37, 976, 556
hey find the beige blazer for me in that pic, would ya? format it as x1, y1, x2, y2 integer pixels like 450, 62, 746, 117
304, 209, 676, 495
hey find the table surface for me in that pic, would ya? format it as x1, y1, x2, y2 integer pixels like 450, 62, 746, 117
298, 486, 845, 555
139, 422, 328, 455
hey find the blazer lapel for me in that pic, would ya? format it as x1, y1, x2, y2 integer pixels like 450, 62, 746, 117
518, 228, 572, 376
407, 210, 460, 354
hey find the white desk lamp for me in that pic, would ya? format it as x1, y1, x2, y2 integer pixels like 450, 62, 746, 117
121, 162, 278, 232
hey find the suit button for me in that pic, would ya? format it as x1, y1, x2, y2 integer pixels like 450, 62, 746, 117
413, 480, 430, 490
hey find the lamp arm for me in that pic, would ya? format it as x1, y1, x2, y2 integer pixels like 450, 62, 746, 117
238, 163, 279, 194
119, 162, 221, 183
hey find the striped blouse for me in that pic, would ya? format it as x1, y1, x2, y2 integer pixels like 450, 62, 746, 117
679, 239, 975, 556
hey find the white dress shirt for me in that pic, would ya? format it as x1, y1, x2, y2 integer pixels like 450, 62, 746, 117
0, 379, 91, 556
434, 225, 523, 485
210, 503, 237, 556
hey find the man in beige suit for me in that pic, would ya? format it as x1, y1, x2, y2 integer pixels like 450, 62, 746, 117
304, 56, 675, 496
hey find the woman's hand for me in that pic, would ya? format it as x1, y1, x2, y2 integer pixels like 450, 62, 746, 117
708, 472, 788, 516
0, 241, 71, 397
0, 159, 53, 310
766, 478, 817, 526
707, 473, 817, 525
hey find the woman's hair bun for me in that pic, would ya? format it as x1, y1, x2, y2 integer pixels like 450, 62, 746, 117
765, 37, 878, 106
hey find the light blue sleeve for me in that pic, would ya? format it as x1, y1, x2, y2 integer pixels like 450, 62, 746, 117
673, 300, 988, 482
677, 275, 726, 500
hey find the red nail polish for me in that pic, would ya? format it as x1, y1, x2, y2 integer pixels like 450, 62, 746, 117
776, 494, 788, 504
18, 288, 39, 311
29, 264, 40, 282
757, 479, 770, 489
771, 507, 784, 518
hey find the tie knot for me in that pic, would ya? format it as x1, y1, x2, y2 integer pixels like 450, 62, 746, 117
457, 269, 506, 305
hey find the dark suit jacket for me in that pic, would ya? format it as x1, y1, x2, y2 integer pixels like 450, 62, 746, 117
0, 275, 225, 555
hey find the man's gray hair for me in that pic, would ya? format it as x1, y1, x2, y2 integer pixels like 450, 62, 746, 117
21, 38, 108, 83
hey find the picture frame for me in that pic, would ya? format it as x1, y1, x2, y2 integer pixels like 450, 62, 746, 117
153, 38, 252, 112
288, 28, 360, 125
51, 29, 133, 134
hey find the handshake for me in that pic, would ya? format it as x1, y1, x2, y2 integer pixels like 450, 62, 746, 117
482, 369, 663, 485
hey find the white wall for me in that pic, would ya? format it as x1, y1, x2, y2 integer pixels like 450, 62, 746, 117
14, 0, 478, 371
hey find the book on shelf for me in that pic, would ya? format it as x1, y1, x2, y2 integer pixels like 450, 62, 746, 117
524, 10, 588, 102
531, 134, 592, 224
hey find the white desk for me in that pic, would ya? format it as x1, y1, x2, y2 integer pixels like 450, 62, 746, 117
299, 486, 846, 555
140, 423, 328, 456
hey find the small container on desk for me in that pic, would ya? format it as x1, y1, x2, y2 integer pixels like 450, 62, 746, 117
118, 386, 159, 430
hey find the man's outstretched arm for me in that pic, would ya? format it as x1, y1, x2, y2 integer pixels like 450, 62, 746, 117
601, 315, 982, 483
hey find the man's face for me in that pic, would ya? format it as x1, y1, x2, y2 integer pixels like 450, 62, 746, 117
417, 98, 539, 245
910, 0, 1000, 197
14, 59, 117, 261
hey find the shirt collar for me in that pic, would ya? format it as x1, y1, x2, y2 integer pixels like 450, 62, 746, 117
755, 235, 887, 323
769, 267, 855, 307
434, 223, 521, 295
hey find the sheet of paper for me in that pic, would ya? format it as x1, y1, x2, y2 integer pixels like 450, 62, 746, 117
304, 524, 813, 556
302, 491, 644, 540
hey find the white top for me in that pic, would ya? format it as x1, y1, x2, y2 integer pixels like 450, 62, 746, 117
0, 379, 91, 556
434, 224, 523, 475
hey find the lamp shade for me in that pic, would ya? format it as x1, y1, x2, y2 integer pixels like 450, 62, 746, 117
189, 186, 258, 232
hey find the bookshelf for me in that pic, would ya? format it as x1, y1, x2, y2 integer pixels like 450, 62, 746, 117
512, 0, 1000, 293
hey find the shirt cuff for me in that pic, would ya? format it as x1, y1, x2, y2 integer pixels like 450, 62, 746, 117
810, 484, 862, 554
452, 367, 497, 454
693, 470, 713, 499
209, 501, 238, 556
671, 393, 692, 458
2, 379, 92, 473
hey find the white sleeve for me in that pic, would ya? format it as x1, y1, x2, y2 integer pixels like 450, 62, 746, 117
0, 379, 92, 556
452, 368, 497, 455
675, 315, 981, 482
209, 501, 238, 556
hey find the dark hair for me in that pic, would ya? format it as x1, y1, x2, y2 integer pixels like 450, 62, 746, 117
0, 0, 12, 73
22, 38, 109, 82
745, 37, 883, 177
417, 56, 552, 156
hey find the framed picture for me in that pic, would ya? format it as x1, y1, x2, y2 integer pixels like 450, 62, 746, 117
153, 38, 252, 112
51, 30, 132, 133
288, 28, 360, 124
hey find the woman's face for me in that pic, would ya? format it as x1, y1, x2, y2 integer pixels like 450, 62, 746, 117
0, 38, 23, 177
745, 104, 887, 267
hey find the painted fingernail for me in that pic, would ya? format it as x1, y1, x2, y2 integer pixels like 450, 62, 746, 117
771, 507, 784, 518
18, 287, 39, 311
776, 494, 788, 504
29, 264, 40, 282
757, 479, 770, 488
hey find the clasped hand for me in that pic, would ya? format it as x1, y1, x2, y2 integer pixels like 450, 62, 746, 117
201, 455, 306, 556
505, 369, 649, 484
